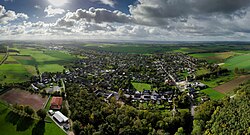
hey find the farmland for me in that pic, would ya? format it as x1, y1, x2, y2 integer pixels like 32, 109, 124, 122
190, 52, 236, 63
214, 75, 250, 94
223, 54, 250, 70
0, 89, 48, 110
0, 46, 78, 83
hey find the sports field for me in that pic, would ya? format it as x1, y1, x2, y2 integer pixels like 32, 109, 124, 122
0, 89, 48, 110
132, 82, 152, 91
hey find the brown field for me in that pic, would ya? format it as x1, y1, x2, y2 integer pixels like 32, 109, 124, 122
214, 75, 250, 94
0, 88, 48, 110
12, 55, 33, 60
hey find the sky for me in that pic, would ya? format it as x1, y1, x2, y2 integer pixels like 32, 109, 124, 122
1, 0, 250, 41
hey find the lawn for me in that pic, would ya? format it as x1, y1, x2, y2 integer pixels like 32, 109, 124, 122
223, 54, 250, 70
0, 101, 65, 135
201, 88, 225, 100
132, 82, 151, 91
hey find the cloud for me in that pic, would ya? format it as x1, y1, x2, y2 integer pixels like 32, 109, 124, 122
34, 5, 41, 9
59, 7, 134, 24
129, 0, 250, 26
0, 5, 28, 24
44, 5, 65, 17
91, 0, 116, 7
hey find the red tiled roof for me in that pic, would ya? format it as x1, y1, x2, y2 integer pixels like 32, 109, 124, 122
50, 97, 63, 110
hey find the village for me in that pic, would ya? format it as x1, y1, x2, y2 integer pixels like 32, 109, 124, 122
30, 49, 210, 116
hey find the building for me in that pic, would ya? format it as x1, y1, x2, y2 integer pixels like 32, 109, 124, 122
50, 97, 63, 110
53, 111, 68, 123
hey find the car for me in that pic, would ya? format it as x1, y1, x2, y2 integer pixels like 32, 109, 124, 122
63, 124, 70, 130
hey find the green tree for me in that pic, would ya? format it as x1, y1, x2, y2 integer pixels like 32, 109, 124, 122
37, 109, 46, 120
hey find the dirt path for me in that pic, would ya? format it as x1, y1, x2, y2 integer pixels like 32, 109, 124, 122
214, 75, 250, 94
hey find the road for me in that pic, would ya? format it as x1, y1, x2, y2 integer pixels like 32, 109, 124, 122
0, 46, 9, 65
158, 61, 196, 116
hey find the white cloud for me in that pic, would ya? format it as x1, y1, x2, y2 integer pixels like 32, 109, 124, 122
34, 5, 41, 9
44, 5, 65, 17
0, 5, 28, 24
91, 0, 116, 7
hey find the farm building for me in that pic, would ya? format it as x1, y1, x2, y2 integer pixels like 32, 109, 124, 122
50, 97, 63, 110
53, 111, 68, 123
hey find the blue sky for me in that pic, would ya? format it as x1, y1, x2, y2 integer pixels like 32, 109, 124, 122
1, 0, 250, 41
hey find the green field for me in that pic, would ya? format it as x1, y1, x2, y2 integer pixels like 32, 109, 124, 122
132, 82, 152, 91
201, 88, 225, 100
0, 101, 65, 135
0, 47, 78, 83
0, 64, 31, 83
223, 54, 250, 70
190, 52, 235, 63
0, 53, 5, 61
18, 48, 77, 73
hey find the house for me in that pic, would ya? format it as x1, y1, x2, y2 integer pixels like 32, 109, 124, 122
50, 97, 63, 110
53, 111, 68, 123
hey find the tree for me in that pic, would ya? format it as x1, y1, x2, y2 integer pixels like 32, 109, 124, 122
24, 106, 35, 116
175, 127, 185, 135
37, 109, 46, 120
234, 67, 239, 74
73, 120, 82, 135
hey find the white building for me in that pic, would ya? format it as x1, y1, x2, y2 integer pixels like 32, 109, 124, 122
53, 111, 68, 123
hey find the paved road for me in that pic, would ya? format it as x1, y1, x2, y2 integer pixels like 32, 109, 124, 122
0, 46, 9, 65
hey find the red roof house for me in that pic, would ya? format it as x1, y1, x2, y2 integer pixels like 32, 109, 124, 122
50, 97, 63, 110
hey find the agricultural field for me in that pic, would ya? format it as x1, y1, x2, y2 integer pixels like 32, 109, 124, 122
0, 101, 65, 135
214, 75, 250, 94
0, 53, 5, 61
0, 46, 78, 83
200, 73, 235, 99
190, 52, 236, 63
132, 82, 152, 91
0, 89, 48, 110
223, 54, 250, 70
0, 64, 31, 83
201, 88, 225, 100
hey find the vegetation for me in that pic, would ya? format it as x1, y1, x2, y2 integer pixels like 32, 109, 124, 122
131, 82, 152, 91
224, 54, 250, 71
0, 101, 65, 135
192, 80, 250, 135
66, 84, 192, 135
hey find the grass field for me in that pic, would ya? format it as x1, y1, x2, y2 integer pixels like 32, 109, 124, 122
190, 52, 236, 63
195, 68, 210, 76
223, 54, 250, 70
18, 49, 77, 73
201, 88, 225, 100
0, 53, 5, 61
132, 82, 152, 91
0, 101, 65, 135
0, 64, 31, 83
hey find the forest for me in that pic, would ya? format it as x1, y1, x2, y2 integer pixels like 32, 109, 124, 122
192, 81, 250, 135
